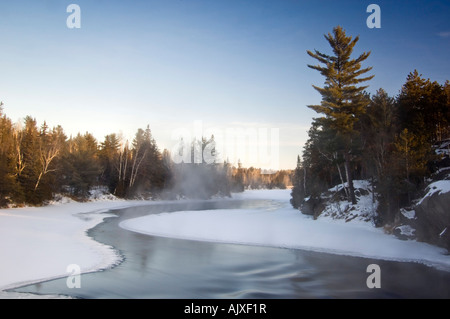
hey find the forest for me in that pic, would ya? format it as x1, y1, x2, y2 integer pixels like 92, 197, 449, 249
290, 26, 450, 227
0, 107, 293, 207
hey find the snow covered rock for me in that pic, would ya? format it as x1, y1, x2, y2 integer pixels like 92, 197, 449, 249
415, 182, 450, 251
301, 196, 325, 218
434, 139, 450, 158
300, 180, 377, 223
393, 224, 416, 241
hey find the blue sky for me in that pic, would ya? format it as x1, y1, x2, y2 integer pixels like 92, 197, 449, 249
0, 0, 449, 169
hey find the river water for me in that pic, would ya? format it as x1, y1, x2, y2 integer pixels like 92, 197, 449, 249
12, 199, 450, 298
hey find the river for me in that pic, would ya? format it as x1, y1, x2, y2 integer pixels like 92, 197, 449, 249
11, 199, 450, 298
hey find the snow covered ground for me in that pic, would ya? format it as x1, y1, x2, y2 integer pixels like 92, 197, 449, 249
0, 196, 145, 298
1, 188, 450, 299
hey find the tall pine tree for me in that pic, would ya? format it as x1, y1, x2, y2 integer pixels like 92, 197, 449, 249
307, 26, 374, 204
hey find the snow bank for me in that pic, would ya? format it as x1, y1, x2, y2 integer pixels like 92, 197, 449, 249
120, 189, 450, 271
0, 198, 145, 297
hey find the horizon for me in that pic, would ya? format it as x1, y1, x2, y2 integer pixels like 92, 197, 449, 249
1, 0, 449, 170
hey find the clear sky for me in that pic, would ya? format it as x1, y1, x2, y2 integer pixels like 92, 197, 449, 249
0, 0, 449, 170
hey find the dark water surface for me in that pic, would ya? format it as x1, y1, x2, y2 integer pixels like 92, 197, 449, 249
12, 199, 450, 298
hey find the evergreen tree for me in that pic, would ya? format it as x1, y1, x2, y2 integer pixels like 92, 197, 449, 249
445, 80, 450, 140
360, 89, 399, 224
17, 116, 42, 204
394, 128, 429, 201
99, 133, 121, 193
141, 125, 165, 192
360, 89, 398, 181
307, 26, 374, 204
63, 133, 102, 197
301, 120, 340, 198
290, 155, 305, 209
0, 103, 18, 206
397, 70, 449, 143
310, 117, 351, 196
127, 125, 165, 197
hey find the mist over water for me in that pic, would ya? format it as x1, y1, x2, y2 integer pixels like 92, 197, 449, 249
168, 163, 230, 200
163, 137, 232, 200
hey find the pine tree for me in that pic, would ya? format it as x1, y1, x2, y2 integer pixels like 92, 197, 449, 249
17, 116, 42, 204
301, 119, 340, 197
63, 133, 102, 197
290, 155, 305, 209
394, 128, 429, 200
99, 133, 121, 193
307, 26, 374, 204
0, 103, 19, 206
445, 80, 450, 140
359, 89, 399, 224
127, 125, 165, 197
397, 70, 448, 143
361, 89, 397, 178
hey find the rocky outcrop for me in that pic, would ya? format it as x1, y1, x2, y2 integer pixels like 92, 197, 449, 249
415, 190, 450, 251
300, 181, 375, 221
301, 196, 326, 219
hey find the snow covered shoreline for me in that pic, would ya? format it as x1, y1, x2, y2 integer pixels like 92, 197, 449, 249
0, 197, 147, 298
1, 189, 450, 299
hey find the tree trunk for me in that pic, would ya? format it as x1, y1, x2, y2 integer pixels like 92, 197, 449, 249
371, 175, 375, 204
336, 163, 349, 199
34, 172, 43, 191
344, 152, 357, 204
303, 166, 307, 196
129, 149, 147, 188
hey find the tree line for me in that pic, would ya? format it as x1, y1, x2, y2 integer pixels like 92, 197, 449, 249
0, 110, 169, 206
290, 26, 450, 226
230, 162, 292, 192
0, 107, 292, 207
